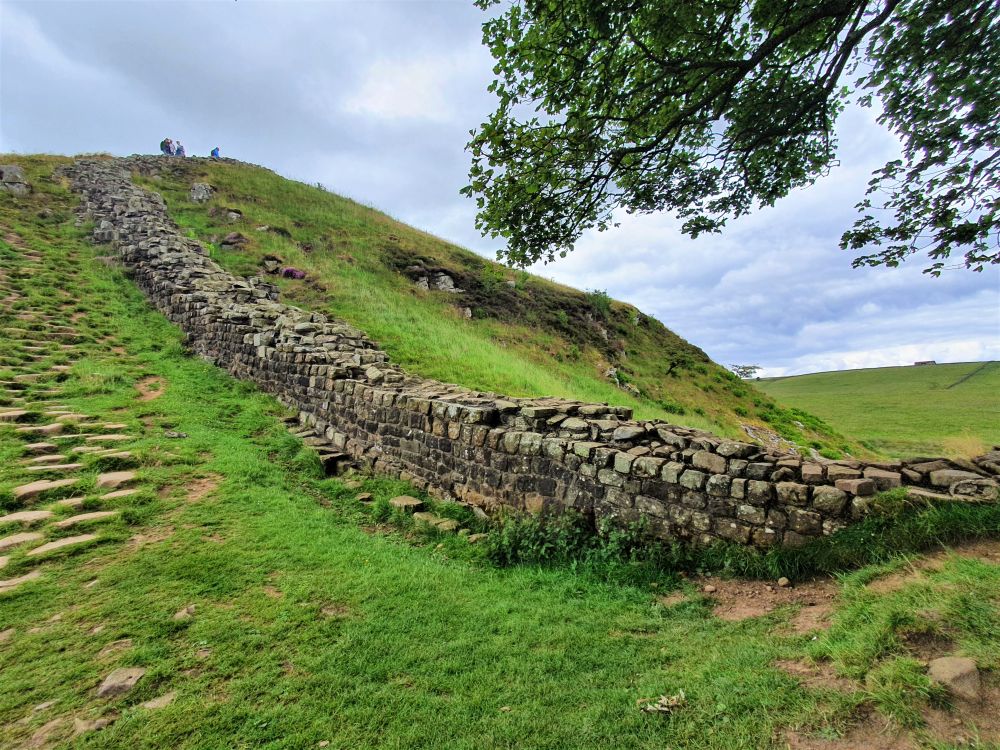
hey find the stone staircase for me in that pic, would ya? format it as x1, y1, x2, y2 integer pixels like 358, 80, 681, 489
0, 232, 145, 594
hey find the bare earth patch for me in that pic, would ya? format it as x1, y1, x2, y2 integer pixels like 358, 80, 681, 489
186, 474, 222, 502
775, 659, 858, 693
921, 673, 1000, 747
784, 710, 914, 750
135, 376, 165, 402
867, 539, 1000, 594
697, 575, 839, 627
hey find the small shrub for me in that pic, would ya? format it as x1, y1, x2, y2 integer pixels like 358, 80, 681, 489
659, 398, 686, 415
586, 289, 612, 319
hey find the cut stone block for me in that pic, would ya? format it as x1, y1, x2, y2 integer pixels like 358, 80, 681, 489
0, 531, 44, 551
389, 495, 424, 512
96, 471, 136, 490
16, 422, 63, 435
834, 478, 876, 496
54, 511, 118, 529
85, 434, 132, 443
27, 533, 98, 557
0, 510, 53, 525
26, 463, 84, 473
24, 442, 57, 454
0, 569, 42, 591
0, 409, 28, 422
13, 477, 78, 501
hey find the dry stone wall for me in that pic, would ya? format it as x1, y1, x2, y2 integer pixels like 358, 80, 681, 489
59, 156, 1000, 549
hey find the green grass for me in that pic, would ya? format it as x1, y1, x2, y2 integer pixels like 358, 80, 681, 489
758, 363, 1000, 458
0, 156, 996, 749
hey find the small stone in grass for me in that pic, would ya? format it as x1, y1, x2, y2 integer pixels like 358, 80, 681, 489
703, 585, 717, 594
777, 577, 791, 588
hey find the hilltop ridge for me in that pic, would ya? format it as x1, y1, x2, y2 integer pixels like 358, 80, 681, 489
123, 154, 854, 457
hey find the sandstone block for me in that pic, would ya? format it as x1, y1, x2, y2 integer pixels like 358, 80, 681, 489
775, 482, 809, 506
811, 486, 848, 514
834, 478, 876, 496
746, 480, 772, 503
787, 508, 822, 535
679, 470, 706, 491
863, 467, 902, 490
389, 496, 423, 512
928, 469, 982, 488
801, 463, 825, 483
692, 450, 727, 474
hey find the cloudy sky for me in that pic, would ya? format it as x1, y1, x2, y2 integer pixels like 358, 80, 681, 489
2, 0, 997, 376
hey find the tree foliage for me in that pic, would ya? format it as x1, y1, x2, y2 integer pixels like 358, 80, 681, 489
730, 364, 763, 379
464, 0, 999, 274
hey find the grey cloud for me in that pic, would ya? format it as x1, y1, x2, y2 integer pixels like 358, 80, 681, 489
2, 0, 996, 375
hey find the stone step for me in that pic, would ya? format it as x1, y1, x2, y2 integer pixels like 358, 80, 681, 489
96, 471, 136, 490
85, 434, 132, 443
0, 569, 42, 592
23, 454, 68, 464
0, 531, 45, 552
25, 463, 84, 473
26, 534, 98, 557
0, 409, 30, 422
389, 495, 424, 512
23, 442, 58, 454
16, 422, 63, 436
12, 477, 78, 501
53, 511, 118, 529
412, 512, 461, 533
0, 511, 54, 526
100, 489, 138, 501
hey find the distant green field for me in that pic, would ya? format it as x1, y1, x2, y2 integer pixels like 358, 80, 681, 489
758, 362, 1000, 458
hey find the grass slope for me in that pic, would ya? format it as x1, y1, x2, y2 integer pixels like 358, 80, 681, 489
758, 363, 1000, 458
131, 157, 854, 454
0, 157, 997, 750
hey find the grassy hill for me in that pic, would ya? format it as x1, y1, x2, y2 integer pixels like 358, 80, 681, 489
128, 156, 854, 456
2, 155, 998, 749
758, 362, 1000, 458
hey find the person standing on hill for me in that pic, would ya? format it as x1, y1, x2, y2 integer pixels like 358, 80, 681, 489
174, 141, 186, 157
210, 146, 220, 159
159, 138, 174, 156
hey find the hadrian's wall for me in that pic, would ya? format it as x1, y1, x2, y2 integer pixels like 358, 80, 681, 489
59, 157, 1000, 549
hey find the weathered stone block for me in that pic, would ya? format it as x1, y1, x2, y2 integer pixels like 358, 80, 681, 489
633, 456, 666, 478
787, 508, 822, 535
745, 480, 772, 503
692, 450, 727, 474
835, 478, 876, 496
706, 474, 731, 497
736, 503, 766, 525
679, 470, 706, 491
775, 482, 809, 506
811, 486, 848, 514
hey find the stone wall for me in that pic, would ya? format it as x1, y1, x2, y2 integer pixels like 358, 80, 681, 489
59, 157, 999, 549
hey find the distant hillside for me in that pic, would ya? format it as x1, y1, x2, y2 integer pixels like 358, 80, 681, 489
123, 156, 853, 455
758, 362, 1000, 458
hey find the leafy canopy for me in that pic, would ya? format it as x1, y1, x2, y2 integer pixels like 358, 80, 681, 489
464, 0, 999, 274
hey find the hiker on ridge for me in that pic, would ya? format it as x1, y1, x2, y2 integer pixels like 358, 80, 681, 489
210, 146, 221, 159
174, 141, 186, 157
159, 138, 174, 156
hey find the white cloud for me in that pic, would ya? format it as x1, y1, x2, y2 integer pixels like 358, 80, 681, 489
342, 47, 484, 122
